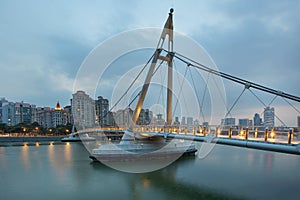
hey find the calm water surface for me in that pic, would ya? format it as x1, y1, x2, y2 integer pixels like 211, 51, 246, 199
0, 142, 299, 200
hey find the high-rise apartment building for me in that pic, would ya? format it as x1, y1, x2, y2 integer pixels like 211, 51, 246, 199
35, 102, 69, 129
71, 91, 95, 129
0, 98, 8, 123
114, 108, 133, 128
36, 107, 52, 128
181, 117, 186, 126
136, 109, 152, 125
238, 118, 253, 127
221, 117, 236, 126
173, 116, 180, 126
263, 107, 275, 128
1, 100, 36, 126
63, 105, 73, 125
95, 96, 109, 126
253, 113, 262, 127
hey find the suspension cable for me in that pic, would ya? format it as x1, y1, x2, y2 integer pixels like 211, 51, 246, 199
211, 75, 231, 117
173, 62, 189, 116
249, 89, 287, 127
156, 61, 167, 115
161, 49, 300, 103
109, 52, 155, 112
98, 52, 155, 124
282, 97, 300, 114
224, 87, 246, 120
188, 66, 206, 123
268, 95, 278, 107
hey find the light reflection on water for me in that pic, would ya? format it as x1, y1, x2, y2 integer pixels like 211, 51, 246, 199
20, 144, 30, 170
0, 142, 299, 200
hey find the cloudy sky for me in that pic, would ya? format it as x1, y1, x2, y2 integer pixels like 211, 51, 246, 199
1, 0, 299, 125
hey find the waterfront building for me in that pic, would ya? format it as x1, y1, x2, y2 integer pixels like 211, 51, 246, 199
173, 116, 180, 126
187, 117, 193, 132
253, 113, 262, 127
106, 111, 115, 127
95, 96, 109, 126
181, 117, 186, 126
15, 102, 36, 125
263, 107, 275, 128
0, 98, 8, 123
187, 117, 193, 126
1, 100, 36, 126
137, 109, 153, 125
238, 118, 253, 127
114, 108, 133, 128
36, 107, 52, 128
63, 105, 73, 124
221, 117, 236, 126
71, 91, 96, 128
35, 102, 68, 129
52, 102, 67, 127
194, 119, 200, 126
137, 109, 145, 125
202, 122, 209, 127
145, 109, 153, 125
156, 113, 165, 126
1, 101, 14, 126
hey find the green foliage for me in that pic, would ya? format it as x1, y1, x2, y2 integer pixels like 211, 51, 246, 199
0, 122, 73, 135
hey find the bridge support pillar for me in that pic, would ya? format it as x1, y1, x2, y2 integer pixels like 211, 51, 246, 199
255, 127, 258, 138
271, 128, 275, 139
228, 128, 232, 138
203, 127, 206, 137
245, 127, 249, 140
288, 128, 294, 144
264, 128, 268, 142
215, 127, 219, 137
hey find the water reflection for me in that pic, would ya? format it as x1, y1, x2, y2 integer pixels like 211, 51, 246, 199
0, 147, 7, 169
64, 142, 72, 164
90, 157, 242, 200
1, 142, 299, 200
20, 143, 30, 170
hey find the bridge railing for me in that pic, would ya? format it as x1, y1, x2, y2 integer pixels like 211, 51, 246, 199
78, 125, 299, 145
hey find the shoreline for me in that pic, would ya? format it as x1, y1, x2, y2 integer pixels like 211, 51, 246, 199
0, 136, 65, 147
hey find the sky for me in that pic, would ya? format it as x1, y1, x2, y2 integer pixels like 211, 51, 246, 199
0, 0, 300, 125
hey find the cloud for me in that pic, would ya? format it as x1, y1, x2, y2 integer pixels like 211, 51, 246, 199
0, 0, 299, 125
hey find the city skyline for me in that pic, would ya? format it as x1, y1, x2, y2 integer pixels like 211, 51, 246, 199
0, 1, 299, 126
2, 92, 299, 128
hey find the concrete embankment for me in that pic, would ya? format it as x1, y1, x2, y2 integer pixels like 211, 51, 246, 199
0, 136, 64, 147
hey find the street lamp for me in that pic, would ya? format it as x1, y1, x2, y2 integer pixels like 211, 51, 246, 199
35, 127, 39, 135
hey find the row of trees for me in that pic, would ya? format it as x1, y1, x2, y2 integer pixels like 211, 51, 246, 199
0, 122, 73, 135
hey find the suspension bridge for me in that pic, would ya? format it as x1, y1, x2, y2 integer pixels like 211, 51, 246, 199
75, 8, 300, 155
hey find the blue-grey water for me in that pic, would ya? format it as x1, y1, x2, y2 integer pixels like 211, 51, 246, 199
0, 142, 299, 200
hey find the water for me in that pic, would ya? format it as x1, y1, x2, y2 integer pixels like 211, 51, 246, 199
0, 142, 299, 200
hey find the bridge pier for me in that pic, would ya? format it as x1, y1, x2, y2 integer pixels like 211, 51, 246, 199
270, 128, 275, 139
254, 127, 258, 138
288, 128, 294, 144
245, 127, 249, 140
264, 128, 268, 142
215, 127, 219, 137
228, 128, 232, 138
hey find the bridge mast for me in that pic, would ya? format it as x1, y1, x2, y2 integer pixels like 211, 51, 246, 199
131, 8, 174, 128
